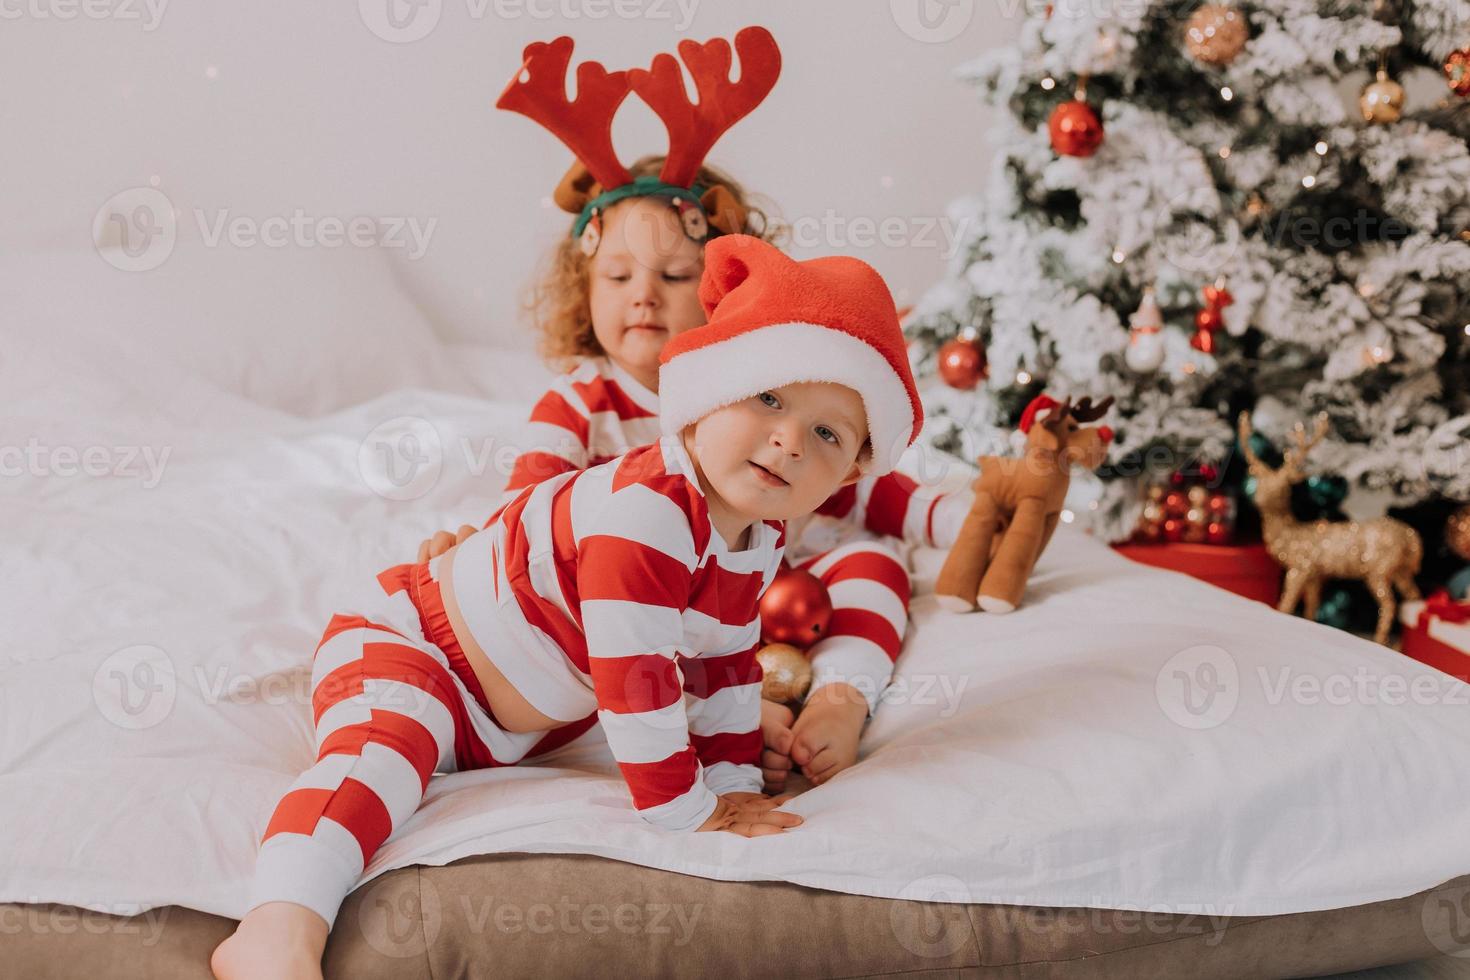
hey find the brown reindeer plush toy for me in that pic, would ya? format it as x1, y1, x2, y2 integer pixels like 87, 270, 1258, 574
935, 394, 1115, 614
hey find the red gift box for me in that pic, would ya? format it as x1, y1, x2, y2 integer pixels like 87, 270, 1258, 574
1112, 541, 1282, 606
1398, 594, 1470, 683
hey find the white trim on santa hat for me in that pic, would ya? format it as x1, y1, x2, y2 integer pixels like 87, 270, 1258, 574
658, 320, 916, 475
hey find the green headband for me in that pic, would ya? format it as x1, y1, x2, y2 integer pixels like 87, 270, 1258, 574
571, 175, 709, 239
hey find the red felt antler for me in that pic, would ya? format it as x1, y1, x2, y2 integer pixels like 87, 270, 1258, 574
496, 36, 633, 192
628, 25, 781, 188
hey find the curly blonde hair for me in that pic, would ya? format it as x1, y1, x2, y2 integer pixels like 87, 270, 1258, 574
526, 155, 786, 372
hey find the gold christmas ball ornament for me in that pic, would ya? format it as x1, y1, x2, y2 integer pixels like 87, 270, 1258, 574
1448, 504, 1470, 561
1185, 4, 1249, 66
1360, 68, 1405, 124
756, 643, 812, 704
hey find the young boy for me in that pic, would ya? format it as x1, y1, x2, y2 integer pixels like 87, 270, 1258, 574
210, 234, 925, 980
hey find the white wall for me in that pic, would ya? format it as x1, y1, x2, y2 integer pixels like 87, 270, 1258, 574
0, 1, 1021, 348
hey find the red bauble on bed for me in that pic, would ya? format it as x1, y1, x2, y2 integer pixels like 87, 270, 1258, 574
759, 565, 833, 650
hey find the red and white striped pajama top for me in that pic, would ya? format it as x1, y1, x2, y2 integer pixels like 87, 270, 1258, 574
446, 433, 786, 831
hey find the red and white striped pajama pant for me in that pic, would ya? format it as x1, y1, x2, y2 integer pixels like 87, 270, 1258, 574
791, 540, 913, 707
246, 563, 595, 929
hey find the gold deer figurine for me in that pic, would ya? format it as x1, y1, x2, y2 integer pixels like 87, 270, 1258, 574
1237, 412, 1422, 645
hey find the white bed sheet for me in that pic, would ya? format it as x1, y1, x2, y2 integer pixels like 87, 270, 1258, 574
4, 295, 1470, 923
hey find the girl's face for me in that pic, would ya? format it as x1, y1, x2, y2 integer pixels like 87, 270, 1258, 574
587, 197, 707, 392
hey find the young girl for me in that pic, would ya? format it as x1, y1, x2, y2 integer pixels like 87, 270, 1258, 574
211, 234, 927, 980
422, 26, 974, 795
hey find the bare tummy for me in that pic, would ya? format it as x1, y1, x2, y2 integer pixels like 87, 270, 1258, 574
435, 554, 572, 734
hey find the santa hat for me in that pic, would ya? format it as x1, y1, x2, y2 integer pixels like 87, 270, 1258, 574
1017, 394, 1061, 433
657, 235, 923, 476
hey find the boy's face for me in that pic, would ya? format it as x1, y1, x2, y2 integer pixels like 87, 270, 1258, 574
685, 382, 869, 522
587, 197, 707, 384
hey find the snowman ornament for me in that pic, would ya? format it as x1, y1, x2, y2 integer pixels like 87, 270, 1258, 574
1125, 286, 1166, 374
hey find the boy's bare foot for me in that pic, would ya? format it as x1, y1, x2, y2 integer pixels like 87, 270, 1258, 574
210, 901, 330, 980
789, 682, 869, 785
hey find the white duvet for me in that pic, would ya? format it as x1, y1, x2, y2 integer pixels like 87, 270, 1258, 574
5, 245, 1470, 924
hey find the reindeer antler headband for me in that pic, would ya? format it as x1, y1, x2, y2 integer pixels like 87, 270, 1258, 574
496, 26, 782, 257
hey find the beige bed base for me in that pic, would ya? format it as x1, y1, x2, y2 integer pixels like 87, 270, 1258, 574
4, 854, 1467, 978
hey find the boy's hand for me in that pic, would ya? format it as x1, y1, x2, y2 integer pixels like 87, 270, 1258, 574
759, 698, 797, 794
789, 683, 868, 786
416, 525, 478, 563
695, 792, 802, 837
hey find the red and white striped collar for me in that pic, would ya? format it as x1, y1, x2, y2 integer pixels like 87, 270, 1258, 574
602, 357, 661, 416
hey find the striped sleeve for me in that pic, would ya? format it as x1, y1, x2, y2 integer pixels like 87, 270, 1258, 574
503, 386, 592, 497
678, 631, 764, 797
927, 486, 975, 551
576, 484, 717, 832
860, 472, 974, 550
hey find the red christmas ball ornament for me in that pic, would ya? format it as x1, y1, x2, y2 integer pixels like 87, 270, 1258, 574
1190, 278, 1232, 353
1199, 462, 1221, 484
1206, 520, 1232, 544
1163, 490, 1188, 516
1201, 284, 1234, 309
938, 331, 988, 390
1162, 517, 1185, 542
1049, 99, 1104, 157
1445, 46, 1470, 97
759, 564, 833, 650
1193, 308, 1224, 333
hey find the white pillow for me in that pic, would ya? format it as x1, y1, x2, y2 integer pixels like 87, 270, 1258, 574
2, 241, 475, 416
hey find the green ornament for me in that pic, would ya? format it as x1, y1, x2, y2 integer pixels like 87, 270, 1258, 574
1449, 566, 1470, 600
1243, 475, 1257, 499
1305, 474, 1348, 511
1247, 433, 1283, 468
1314, 588, 1353, 630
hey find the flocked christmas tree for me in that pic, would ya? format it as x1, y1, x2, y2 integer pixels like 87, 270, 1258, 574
906, 0, 1470, 563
